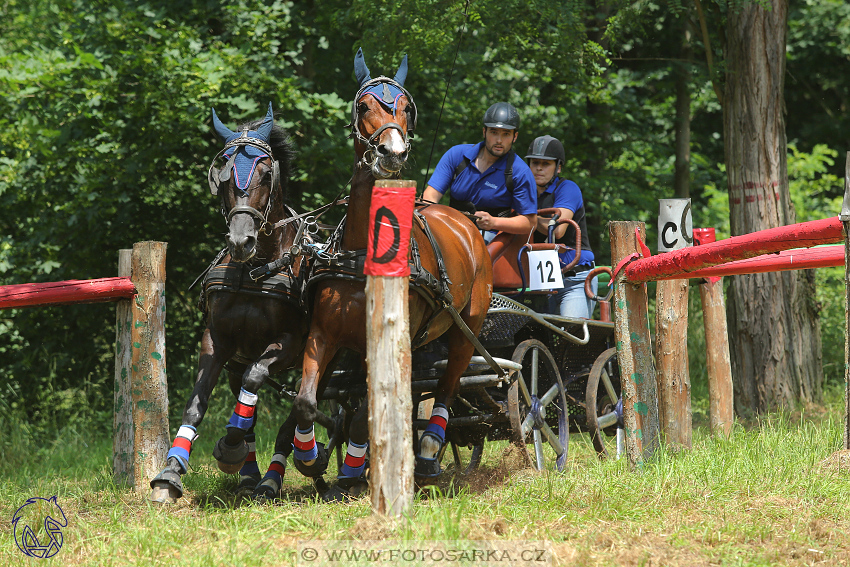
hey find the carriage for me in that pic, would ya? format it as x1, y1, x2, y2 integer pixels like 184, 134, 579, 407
279, 218, 624, 484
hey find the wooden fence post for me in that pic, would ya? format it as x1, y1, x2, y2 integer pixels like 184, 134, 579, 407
114, 249, 134, 485
365, 180, 416, 516
609, 221, 660, 466
129, 241, 170, 493
693, 228, 734, 437
841, 151, 850, 450
655, 199, 693, 449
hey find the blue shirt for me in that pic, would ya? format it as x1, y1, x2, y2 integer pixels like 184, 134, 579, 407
539, 178, 595, 268
426, 143, 537, 215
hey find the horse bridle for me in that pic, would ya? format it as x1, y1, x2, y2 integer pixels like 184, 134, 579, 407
347, 76, 417, 174
208, 130, 281, 235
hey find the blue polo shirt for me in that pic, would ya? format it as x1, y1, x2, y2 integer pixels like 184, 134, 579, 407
426, 142, 537, 215
539, 178, 595, 268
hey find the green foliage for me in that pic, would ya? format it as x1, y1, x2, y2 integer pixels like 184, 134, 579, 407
0, 0, 847, 432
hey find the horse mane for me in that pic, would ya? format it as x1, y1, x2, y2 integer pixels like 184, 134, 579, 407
236, 118, 294, 202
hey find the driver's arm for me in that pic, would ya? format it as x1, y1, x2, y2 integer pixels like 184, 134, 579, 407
536, 207, 573, 240
475, 212, 537, 235
422, 186, 444, 204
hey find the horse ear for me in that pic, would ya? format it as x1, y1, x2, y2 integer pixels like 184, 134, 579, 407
354, 47, 371, 87
256, 102, 275, 142
212, 108, 237, 142
393, 54, 408, 86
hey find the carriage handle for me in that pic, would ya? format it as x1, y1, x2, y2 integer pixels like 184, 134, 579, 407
585, 266, 614, 302
536, 208, 581, 274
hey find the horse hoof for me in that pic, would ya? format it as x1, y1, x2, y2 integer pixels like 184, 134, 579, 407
293, 442, 329, 478
234, 473, 262, 499
414, 455, 442, 480
149, 468, 184, 502
321, 481, 367, 503
213, 437, 249, 474
252, 478, 282, 502
150, 481, 181, 504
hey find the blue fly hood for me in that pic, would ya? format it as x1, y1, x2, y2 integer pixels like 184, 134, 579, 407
211, 102, 275, 194
354, 48, 408, 115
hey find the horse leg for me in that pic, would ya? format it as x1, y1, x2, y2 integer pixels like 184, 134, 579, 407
214, 342, 291, 474
291, 329, 334, 478
415, 327, 474, 480
322, 401, 369, 501
220, 365, 262, 499
151, 328, 230, 503
252, 411, 297, 500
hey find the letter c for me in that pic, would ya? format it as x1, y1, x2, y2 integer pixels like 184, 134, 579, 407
661, 221, 679, 249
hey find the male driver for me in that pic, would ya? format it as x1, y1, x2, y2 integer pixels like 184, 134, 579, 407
422, 102, 537, 239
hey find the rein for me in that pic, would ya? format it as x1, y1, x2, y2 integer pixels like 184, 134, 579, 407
424, 0, 472, 183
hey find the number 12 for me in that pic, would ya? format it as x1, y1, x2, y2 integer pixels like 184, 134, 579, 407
536, 260, 556, 283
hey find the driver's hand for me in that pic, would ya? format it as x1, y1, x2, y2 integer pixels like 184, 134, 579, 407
473, 211, 495, 230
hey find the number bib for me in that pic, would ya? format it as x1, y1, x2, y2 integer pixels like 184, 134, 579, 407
527, 249, 564, 291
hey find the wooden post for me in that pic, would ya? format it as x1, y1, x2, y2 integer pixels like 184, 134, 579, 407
114, 249, 134, 485
609, 221, 660, 466
655, 200, 692, 449
841, 151, 850, 450
365, 180, 416, 516
129, 241, 170, 493
693, 228, 734, 437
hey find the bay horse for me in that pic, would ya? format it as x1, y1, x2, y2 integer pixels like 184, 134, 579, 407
150, 103, 308, 503
290, 49, 493, 496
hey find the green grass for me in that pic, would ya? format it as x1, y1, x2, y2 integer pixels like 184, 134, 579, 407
2, 388, 849, 567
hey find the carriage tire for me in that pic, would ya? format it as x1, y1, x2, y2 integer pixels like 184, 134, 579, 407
507, 339, 568, 472
585, 347, 621, 459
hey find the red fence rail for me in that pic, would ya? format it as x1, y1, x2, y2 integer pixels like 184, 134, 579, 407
0, 277, 137, 310
656, 245, 844, 280
624, 216, 843, 283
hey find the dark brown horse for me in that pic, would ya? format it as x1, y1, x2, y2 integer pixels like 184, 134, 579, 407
150, 104, 308, 503
289, 49, 493, 493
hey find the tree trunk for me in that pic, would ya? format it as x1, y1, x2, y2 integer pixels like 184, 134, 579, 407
723, 0, 822, 414
674, 15, 692, 200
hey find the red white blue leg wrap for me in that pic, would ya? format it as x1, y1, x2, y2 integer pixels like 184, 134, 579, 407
423, 403, 449, 445
339, 440, 368, 479
227, 388, 258, 431
262, 453, 287, 486
167, 425, 198, 473
292, 424, 318, 461
239, 434, 259, 476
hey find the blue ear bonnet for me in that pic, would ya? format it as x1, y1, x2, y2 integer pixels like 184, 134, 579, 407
223, 145, 267, 194
361, 82, 406, 114
211, 103, 275, 194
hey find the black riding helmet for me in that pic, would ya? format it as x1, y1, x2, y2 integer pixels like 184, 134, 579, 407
525, 135, 565, 166
483, 102, 520, 130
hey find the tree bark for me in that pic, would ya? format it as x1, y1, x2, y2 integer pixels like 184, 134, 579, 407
674, 15, 692, 200
723, 0, 822, 414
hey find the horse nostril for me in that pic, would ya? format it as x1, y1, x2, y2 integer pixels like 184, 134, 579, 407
376, 144, 389, 156
229, 234, 256, 260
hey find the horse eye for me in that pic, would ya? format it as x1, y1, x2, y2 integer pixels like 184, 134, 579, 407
358, 102, 369, 115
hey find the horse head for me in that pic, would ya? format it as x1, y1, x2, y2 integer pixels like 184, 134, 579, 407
349, 47, 417, 179
208, 103, 293, 262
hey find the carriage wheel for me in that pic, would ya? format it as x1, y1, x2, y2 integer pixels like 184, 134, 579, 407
507, 339, 568, 472
585, 347, 621, 459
